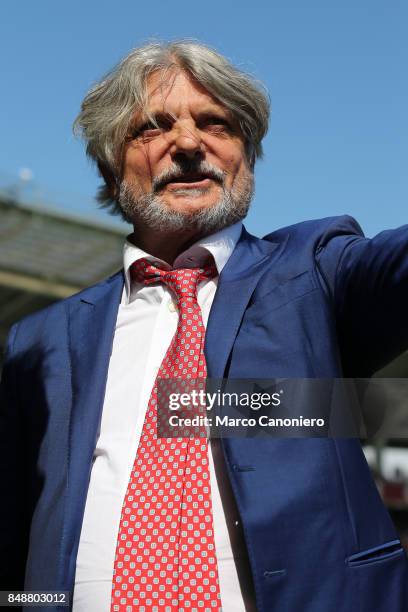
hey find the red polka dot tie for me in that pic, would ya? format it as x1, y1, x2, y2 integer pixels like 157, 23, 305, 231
111, 257, 222, 612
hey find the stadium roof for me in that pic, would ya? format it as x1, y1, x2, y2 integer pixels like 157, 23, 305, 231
0, 196, 126, 350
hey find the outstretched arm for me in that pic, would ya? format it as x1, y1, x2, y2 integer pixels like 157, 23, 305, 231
317, 217, 408, 376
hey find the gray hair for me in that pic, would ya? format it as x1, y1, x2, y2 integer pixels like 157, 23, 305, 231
73, 40, 270, 217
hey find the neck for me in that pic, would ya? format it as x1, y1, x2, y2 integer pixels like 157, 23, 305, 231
130, 226, 208, 265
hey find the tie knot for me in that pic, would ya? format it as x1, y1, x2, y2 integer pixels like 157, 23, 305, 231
131, 257, 217, 301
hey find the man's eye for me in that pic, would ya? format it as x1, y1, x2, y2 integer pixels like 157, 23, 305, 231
202, 117, 230, 131
209, 117, 227, 124
135, 123, 163, 137
130, 119, 171, 140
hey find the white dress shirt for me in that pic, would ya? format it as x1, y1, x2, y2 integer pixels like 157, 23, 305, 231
73, 221, 256, 612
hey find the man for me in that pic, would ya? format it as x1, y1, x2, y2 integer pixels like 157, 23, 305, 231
1, 40, 408, 612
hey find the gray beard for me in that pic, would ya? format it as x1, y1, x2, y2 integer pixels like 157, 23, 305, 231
118, 173, 254, 234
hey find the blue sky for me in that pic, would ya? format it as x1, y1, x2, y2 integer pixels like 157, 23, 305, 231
1, 0, 406, 237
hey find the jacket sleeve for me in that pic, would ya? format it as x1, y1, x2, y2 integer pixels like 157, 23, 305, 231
0, 323, 29, 590
317, 217, 408, 376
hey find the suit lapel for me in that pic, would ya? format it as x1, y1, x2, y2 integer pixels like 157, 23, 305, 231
60, 270, 124, 591
205, 227, 283, 378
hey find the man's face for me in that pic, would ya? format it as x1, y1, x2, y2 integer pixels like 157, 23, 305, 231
119, 69, 253, 230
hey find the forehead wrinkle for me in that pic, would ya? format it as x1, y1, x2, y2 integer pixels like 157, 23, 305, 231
144, 69, 226, 121
140, 66, 183, 123
147, 68, 179, 113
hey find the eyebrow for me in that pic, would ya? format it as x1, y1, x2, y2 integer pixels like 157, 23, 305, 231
139, 111, 174, 125
140, 106, 232, 123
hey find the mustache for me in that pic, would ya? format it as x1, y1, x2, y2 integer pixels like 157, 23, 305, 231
151, 161, 226, 192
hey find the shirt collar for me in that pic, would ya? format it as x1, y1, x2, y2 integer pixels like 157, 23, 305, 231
123, 221, 243, 303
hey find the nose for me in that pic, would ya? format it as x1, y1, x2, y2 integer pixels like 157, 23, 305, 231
169, 122, 204, 162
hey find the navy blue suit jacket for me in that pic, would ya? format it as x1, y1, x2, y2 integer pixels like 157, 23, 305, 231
1, 215, 408, 611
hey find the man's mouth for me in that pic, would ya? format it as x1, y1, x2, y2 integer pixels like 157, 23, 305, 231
159, 172, 219, 191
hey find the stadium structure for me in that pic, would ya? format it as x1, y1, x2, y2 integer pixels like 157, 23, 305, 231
0, 192, 125, 358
